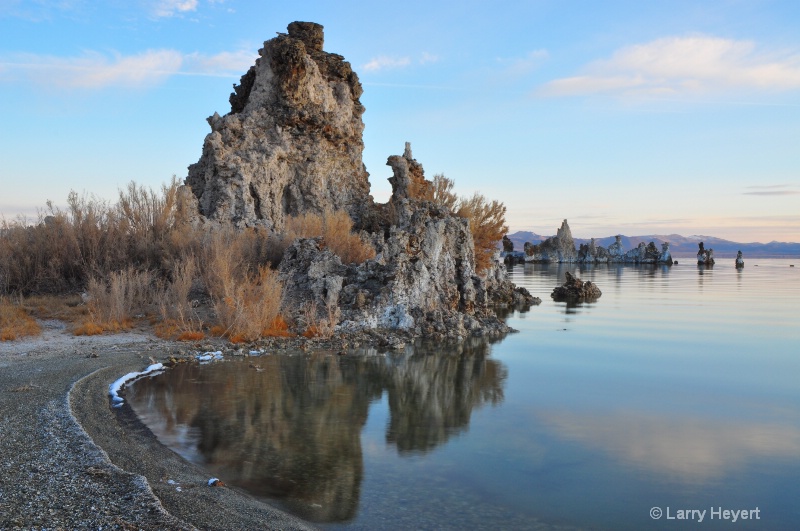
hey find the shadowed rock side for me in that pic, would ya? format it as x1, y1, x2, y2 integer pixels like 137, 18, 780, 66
128, 343, 505, 522
518, 220, 674, 265
551, 271, 602, 301
184, 22, 371, 230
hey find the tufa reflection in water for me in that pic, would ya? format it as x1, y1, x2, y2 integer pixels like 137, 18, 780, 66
129, 339, 506, 522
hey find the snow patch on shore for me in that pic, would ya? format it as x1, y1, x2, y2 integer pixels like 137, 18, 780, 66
108, 363, 164, 408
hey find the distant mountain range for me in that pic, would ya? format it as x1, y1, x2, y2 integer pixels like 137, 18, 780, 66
505, 231, 800, 258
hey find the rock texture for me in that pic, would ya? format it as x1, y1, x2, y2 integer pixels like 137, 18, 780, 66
184, 22, 371, 230
551, 272, 602, 301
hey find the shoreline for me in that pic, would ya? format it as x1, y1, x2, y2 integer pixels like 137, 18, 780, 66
0, 325, 315, 530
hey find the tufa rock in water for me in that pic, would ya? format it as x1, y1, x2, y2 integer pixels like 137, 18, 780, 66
524, 219, 578, 262
551, 272, 602, 301
697, 242, 715, 266
735, 250, 744, 268
184, 22, 371, 230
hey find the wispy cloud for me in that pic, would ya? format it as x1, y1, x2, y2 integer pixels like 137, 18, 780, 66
540, 35, 800, 97
362, 56, 412, 72
151, 0, 198, 18
362, 52, 442, 73
743, 184, 800, 196
0, 47, 256, 89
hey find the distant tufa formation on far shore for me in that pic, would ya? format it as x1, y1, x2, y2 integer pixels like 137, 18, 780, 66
176, 22, 536, 340
504, 220, 676, 265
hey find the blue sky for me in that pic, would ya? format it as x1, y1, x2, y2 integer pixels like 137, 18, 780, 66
1, 0, 799, 242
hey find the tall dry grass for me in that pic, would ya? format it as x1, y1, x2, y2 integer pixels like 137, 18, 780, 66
0, 297, 41, 341
203, 229, 284, 342
281, 209, 376, 264
76, 268, 155, 334
155, 257, 204, 340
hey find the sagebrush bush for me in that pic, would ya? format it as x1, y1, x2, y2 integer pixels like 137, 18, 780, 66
456, 193, 508, 274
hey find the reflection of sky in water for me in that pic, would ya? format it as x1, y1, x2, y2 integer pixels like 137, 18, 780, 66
130, 259, 800, 530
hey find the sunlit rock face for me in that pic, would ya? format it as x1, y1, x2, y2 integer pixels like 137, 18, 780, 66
184, 22, 371, 229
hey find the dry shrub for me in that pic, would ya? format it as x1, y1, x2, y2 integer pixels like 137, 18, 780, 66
204, 231, 284, 342
0, 178, 180, 297
432, 173, 458, 211
0, 298, 41, 341
282, 209, 376, 264
456, 193, 508, 274
80, 269, 154, 333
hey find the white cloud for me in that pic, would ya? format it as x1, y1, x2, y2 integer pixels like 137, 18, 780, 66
2, 50, 183, 88
362, 55, 412, 72
183, 49, 257, 76
152, 0, 198, 18
0, 47, 257, 89
541, 35, 800, 97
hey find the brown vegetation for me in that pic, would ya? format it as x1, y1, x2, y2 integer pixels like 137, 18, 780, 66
0, 180, 291, 342
281, 209, 376, 264
0, 298, 41, 341
431, 174, 508, 273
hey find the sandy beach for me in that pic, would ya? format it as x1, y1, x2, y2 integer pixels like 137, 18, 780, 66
0, 320, 314, 530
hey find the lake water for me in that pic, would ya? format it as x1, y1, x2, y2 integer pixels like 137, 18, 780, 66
128, 259, 800, 530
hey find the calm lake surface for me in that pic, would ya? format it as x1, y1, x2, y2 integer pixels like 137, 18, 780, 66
129, 259, 800, 530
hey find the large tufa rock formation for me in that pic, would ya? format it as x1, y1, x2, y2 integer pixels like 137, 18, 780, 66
182, 22, 535, 339
184, 22, 371, 230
